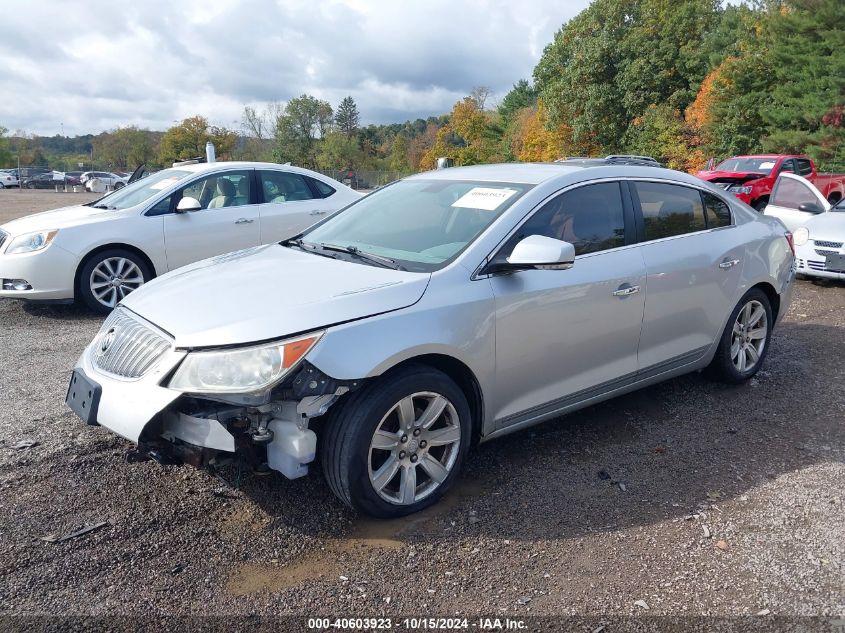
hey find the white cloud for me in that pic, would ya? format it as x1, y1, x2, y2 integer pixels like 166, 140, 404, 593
0, 0, 591, 135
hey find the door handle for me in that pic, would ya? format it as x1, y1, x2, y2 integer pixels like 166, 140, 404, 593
309, 209, 328, 216
234, 218, 254, 224
719, 258, 740, 269
612, 284, 640, 297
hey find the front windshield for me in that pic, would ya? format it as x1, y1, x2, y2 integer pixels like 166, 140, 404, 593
714, 158, 776, 174
301, 179, 533, 272
88, 169, 191, 210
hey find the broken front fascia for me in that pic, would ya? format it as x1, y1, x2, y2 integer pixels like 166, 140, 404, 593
139, 361, 364, 478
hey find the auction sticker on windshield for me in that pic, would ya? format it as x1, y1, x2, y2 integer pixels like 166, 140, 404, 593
451, 187, 518, 211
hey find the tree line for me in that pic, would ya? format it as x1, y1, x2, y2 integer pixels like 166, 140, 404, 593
2, 0, 841, 174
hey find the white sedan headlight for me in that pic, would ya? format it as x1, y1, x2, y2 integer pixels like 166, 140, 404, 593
168, 332, 323, 394
5, 229, 59, 254
793, 227, 810, 246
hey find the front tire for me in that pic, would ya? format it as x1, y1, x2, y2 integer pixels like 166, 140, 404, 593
78, 249, 151, 314
706, 288, 772, 384
321, 364, 472, 518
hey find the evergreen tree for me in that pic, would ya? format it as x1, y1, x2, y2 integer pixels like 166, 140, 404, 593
335, 96, 361, 139
760, 0, 845, 165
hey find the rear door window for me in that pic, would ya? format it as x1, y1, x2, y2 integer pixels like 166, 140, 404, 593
634, 182, 706, 240
796, 159, 813, 176
259, 171, 316, 203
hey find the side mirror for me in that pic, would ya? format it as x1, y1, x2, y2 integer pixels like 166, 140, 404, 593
176, 196, 202, 213
798, 201, 824, 214
488, 235, 575, 273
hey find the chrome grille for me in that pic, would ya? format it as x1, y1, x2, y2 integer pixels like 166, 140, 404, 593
92, 308, 170, 379
0, 229, 7, 251
807, 259, 845, 273
814, 240, 843, 249
815, 249, 838, 257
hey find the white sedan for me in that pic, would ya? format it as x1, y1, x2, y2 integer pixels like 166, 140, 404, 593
0, 171, 19, 188
0, 161, 360, 312
81, 171, 129, 191
765, 173, 845, 281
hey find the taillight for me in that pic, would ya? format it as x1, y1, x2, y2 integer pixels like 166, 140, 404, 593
785, 232, 795, 256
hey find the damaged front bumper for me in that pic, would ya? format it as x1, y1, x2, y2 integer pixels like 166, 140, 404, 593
66, 340, 362, 479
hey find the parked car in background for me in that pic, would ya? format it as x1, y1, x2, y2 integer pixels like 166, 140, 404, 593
0, 161, 360, 311
697, 154, 845, 211
65, 162, 795, 517
82, 171, 129, 191
22, 173, 63, 189
764, 173, 845, 281
763, 172, 837, 231
0, 170, 19, 188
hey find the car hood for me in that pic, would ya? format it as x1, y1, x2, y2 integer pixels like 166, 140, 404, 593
697, 170, 768, 185
0, 203, 124, 234
122, 244, 431, 348
805, 212, 845, 238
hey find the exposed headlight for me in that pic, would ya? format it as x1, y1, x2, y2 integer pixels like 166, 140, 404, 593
728, 185, 753, 195
5, 230, 59, 254
168, 332, 324, 394
793, 227, 810, 246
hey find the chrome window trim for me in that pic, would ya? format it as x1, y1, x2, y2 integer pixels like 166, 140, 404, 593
472, 176, 739, 279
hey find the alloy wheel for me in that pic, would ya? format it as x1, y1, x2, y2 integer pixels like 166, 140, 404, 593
89, 257, 144, 309
730, 299, 767, 372
368, 391, 462, 505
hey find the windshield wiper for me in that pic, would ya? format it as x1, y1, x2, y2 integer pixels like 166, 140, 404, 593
281, 238, 340, 261
91, 204, 113, 209
318, 243, 405, 270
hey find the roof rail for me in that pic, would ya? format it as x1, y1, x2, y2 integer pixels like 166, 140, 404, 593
605, 154, 661, 165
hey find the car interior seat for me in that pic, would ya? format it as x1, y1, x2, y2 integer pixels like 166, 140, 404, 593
208, 178, 236, 208
233, 177, 249, 206
266, 177, 292, 203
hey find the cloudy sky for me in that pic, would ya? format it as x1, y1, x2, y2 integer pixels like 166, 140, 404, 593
0, 0, 591, 136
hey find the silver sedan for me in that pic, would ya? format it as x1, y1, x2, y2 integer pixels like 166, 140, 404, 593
67, 162, 795, 517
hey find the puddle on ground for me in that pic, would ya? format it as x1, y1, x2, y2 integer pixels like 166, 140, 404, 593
226, 476, 489, 595
342, 475, 488, 552
227, 558, 340, 596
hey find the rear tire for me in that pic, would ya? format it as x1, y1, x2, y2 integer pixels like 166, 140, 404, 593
705, 288, 772, 384
321, 364, 472, 518
752, 198, 768, 212
78, 249, 152, 314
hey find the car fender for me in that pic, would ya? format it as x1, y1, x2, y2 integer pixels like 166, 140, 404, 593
306, 272, 497, 428
61, 216, 168, 277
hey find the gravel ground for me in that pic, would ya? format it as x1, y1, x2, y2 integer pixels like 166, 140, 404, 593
0, 189, 99, 224
0, 198, 842, 626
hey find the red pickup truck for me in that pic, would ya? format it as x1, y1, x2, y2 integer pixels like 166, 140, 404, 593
697, 154, 845, 211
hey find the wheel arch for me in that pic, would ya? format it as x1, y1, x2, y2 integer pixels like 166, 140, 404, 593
750, 280, 781, 323
74, 243, 157, 299
381, 353, 485, 445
